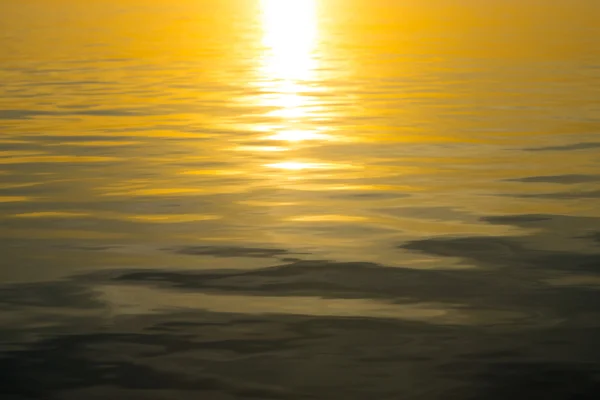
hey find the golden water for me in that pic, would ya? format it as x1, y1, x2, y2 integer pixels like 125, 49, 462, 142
0, 1, 599, 398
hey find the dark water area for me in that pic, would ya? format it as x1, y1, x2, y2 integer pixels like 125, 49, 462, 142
1, 0, 599, 398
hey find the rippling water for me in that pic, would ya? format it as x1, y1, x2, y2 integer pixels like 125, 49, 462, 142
1, 0, 599, 398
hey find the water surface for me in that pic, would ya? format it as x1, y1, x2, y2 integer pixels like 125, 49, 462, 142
1, 0, 599, 398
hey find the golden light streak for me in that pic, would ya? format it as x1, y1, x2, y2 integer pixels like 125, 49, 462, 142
257, 0, 326, 146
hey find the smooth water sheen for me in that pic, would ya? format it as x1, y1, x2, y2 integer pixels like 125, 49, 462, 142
1, 1, 599, 398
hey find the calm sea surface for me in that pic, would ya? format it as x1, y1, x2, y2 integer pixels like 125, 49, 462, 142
1, 1, 599, 398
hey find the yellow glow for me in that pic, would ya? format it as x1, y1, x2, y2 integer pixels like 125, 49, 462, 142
264, 161, 356, 172
260, 0, 318, 82
178, 169, 244, 176
13, 212, 89, 218
126, 214, 220, 223
0, 155, 115, 164
265, 162, 326, 171
288, 215, 368, 222
268, 129, 328, 142
233, 145, 287, 152
0, 196, 31, 203
256, 0, 324, 153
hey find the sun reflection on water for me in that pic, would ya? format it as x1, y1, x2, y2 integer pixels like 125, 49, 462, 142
265, 161, 326, 171
260, 0, 318, 82
268, 129, 328, 142
257, 0, 327, 146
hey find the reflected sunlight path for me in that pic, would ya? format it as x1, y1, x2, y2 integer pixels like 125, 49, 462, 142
258, 0, 329, 150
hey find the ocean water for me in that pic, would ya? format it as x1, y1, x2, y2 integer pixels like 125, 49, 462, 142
1, 0, 599, 398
